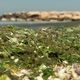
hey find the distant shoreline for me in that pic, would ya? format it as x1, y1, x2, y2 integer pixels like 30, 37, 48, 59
0, 11, 80, 22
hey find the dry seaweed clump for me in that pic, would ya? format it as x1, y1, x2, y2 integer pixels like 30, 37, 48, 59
0, 25, 80, 80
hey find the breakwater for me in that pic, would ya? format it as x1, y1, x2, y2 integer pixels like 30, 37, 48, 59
0, 11, 80, 22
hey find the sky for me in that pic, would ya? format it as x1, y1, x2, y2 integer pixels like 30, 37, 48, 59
0, 0, 80, 14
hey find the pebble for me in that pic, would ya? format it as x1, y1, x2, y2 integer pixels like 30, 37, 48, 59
22, 76, 30, 80
10, 63, 80, 80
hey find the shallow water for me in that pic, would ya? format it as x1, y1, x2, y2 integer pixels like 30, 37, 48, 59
0, 21, 80, 28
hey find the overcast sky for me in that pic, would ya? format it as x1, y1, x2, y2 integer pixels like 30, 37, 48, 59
0, 0, 80, 14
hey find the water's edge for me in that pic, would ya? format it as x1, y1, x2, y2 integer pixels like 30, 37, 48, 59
0, 21, 80, 28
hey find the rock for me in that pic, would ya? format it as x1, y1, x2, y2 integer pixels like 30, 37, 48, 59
22, 76, 30, 80
72, 63, 80, 75
75, 68, 80, 76
13, 69, 30, 77
63, 60, 68, 65
0, 75, 11, 80
36, 73, 43, 80
53, 78, 61, 80
1, 11, 80, 21
58, 68, 67, 80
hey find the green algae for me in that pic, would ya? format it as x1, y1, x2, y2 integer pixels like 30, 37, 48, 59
0, 25, 80, 79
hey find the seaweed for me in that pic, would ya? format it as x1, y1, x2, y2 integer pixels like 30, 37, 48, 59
0, 25, 80, 79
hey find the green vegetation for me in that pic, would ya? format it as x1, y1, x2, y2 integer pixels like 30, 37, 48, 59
0, 25, 80, 79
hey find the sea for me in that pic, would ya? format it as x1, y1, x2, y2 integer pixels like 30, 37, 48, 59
0, 21, 80, 29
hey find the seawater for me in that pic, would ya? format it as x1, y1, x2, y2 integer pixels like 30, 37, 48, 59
0, 21, 80, 28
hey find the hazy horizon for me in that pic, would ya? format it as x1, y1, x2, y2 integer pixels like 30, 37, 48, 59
0, 0, 80, 15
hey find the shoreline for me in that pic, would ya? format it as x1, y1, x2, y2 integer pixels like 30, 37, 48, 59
0, 21, 80, 28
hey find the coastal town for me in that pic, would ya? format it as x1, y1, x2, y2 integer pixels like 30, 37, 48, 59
1, 11, 80, 22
